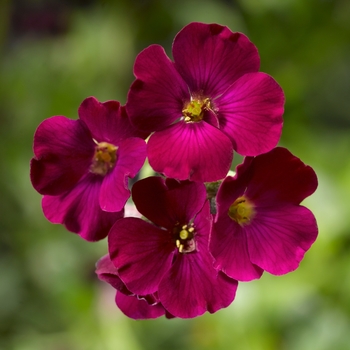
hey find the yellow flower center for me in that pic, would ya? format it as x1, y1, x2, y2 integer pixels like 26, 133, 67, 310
90, 141, 118, 176
228, 196, 255, 226
173, 223, 196, 254
182, 98, 211, 123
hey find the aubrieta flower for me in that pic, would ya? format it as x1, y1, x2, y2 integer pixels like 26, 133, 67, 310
126, 22, 285, 182
30, 97, 148, 241
210, 147, 318, 281
96, 254, 172, 319
108, 177, 238, 319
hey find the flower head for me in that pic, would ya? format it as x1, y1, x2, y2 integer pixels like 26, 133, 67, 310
210, 147, 318, 281
30, 96, 148, 241
126, 22, 285, 182
108, 176, 238, 318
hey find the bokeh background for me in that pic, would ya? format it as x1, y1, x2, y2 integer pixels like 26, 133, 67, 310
1, 0, 350, 349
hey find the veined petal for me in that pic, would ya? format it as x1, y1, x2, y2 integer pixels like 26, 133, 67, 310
42, 174, 123, 241
244, 147, 318, 205
31, 116, 94, 195
158, 201, 237, 318
246, 205, 318, 275
99, 137, 147, 212
210, 173, 263, 281
159, 251, 238, 318
215, 72, 284, 156
127, 44, 189, 132
115, 292, 165, 320
132, 177, 207, 229
173, 22, 260, 97
210, 214, 263, 281
147, 121, 233, 182
108, 218, 174, 295
78, 97, 149, 144
95, 254, 131, 295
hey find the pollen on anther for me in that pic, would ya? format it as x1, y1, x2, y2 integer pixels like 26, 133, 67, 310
179, 229, 189, 240
228, 195, 255, 226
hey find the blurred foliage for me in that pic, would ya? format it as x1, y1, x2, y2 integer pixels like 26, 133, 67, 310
1, 0, 350, 349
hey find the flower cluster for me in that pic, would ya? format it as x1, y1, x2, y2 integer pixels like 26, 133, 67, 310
30, 22, 318, 319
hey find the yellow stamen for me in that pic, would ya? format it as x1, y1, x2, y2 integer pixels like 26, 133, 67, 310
173, 223, 196, 254
90, 141, 118, 176
228, 196, 255, 226
182, 98, 211, 123
179, 229, 189, 240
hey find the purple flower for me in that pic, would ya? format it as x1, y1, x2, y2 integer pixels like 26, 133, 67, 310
30, 97, 148, 241
210, 147, 318, 281
108, 177, 238, 318
126, 22, 285, 182
96, 254, 171, 319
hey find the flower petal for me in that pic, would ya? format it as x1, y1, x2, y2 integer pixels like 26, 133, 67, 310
95, 254, 131, 295
159, 253, 238, 318
42, 174, 123, 241
147, 121, 233, 182
115, 292, 165, 320
78, 97, 149, 143
132, 177, 207, 229
108, 218, 174, 295
99, 137, 147, 212
246, 205, 318, 275
210, 214, 263, 281
245, 147, 318, 205
126, 44, 189, 132
158, 199, 238, 318
173, 22, 260, 97
31, 116, 94, 195
215, 72, 284, 156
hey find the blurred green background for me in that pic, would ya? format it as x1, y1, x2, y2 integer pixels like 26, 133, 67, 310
1, 0, 350, 349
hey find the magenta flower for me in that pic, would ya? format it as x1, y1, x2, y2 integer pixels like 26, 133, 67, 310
96, 254, 171, 319
126, 22, 285, 182
30, 96, 148, 241
210, 147, 318, 281
108, 177, 238, 318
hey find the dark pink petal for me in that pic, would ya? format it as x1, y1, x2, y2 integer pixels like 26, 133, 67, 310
31, 116, 94, 195
131, 176, 174, 229
126, 44, 189, 132
159, 253, 238, 318
42, 174, 123, 241
108, 218, 174, 295
245, 147, 318, 205
99, 137, 147, 212
132, 177, 207, 229
210, 214, 263, 281
173, 22, 260, 97
147, 121, 233, 182
115, 292, 165, 320
158, 200, 238, 318
95, 254, 131, 294
78, 97, 149, 143
215, 72, 284, 156
246, 205, 318, 275
214, 164, 253, 216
